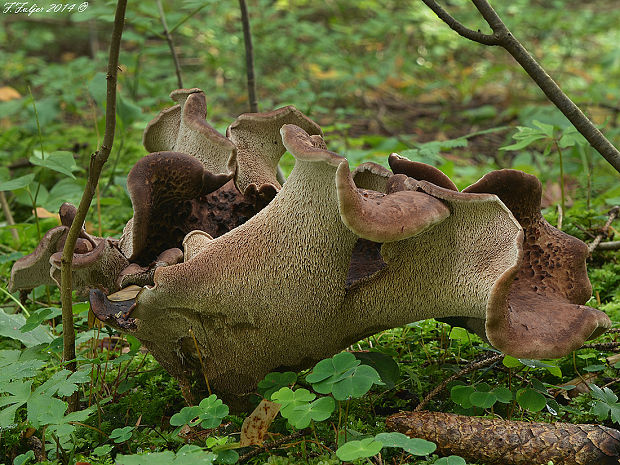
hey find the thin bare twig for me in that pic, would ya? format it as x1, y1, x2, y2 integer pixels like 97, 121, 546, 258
59, 0, 128, 412
414, 353, 503, 412
588, 206, 619, 254
0, 191, 19, 243
596, 241, 620, 251
157, 0, 183, 88
420, 0, 620, 173
238, 431, 307, 463
239, 0, 258, 113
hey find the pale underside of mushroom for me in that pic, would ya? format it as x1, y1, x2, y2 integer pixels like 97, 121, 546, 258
9, 89, 611, 408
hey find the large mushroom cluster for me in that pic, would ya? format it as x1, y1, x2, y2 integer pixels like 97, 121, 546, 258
9, 88, 611, 407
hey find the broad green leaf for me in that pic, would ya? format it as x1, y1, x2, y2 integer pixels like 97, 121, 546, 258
502, 355, 523, 368
0, 174, 35, 191
257, 371, 297, 399
88, 72, 107, 107
336, 438, 383, 461
354, 351, 400, 389
0, 309, 54, 347
591, 401, 610, 420
93, 445, 114, 456
287, 396, 335, 429
29, 150, 77, 179
448, 327, 470, 343
197, 394, 229, 429
34, 369, 90, 397
42, 178, 84, 212
517, 388, 547, 412
118, 96, 142, 128
306, 352, 359, 384
213, 449, 238, 464
493, 386, 513, 403
450, 385, 474, 409
374, 432, 436, 456
470, 390, 497, 409
0, 359, 45, 383
20, 307, 61, 333
610, 405, 620, 424
27, 394, 66, 428
0, 380, 32, 427
331, 364, 383, 400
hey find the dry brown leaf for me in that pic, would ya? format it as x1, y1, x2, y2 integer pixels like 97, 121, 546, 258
240, 399, 281, 447
0, 86, 21, 102
35, 207, 60, 222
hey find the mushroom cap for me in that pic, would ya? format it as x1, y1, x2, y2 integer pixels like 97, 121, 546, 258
228, 106, 323, 194
123, 151, 232, 264
464, 169, 611, 358
143, 88, 237, 177
389, 153, 458, 191
336, 165, 450, 243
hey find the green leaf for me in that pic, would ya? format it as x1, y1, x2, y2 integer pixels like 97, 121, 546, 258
610, 405, 620, 424
592, 401, 611, 420
0, 308, 54, 347
450, 385, 475, 409
27, 394, 66, 428
271, 387, 316, 422
287, 396, 335, 429
110, 426, 135, 443
331, 365, 383, 400
336, 438, 383, 461
502, 355, 523, 368
470, 390, 497, 409
493, 386, 513, 404
354, 351, 400, 389
117, 451, 176, 465
0, 380, 32, 426
257, 371, 297, 400
583, 364, 606, 372
435, 456, 467, 465
20, 307, 61, 333
93, 445, 114, 456
29, 150, 77, 179
307, 352, 382, 400
170, 406, 202, 428
34, 369, 90, 397
175, 445, 217, 465
42, 178, 85, 212
517, 388, 547, 412
0, 359, 46, 383
213, 449, 238, 465
88, 72, 107, 107
589, 384, 618, 404
118, 96, 142, 128
13, 450, 35, 465
0, 174, 35, 191
374, 432, 436, 456
448, 327, 470, 343
197, 394, 229, 429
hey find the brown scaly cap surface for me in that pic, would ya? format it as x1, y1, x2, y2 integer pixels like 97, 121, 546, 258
464, 169, 611, 358
227, 106, 323, 195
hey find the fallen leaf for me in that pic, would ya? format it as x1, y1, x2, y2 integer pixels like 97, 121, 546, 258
0, 86, 21, 102
240, 399, 280, 447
